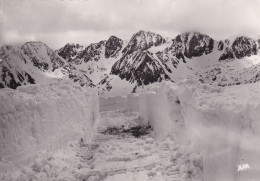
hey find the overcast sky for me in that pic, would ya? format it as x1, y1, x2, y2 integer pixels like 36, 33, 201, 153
1, 0, 260, 49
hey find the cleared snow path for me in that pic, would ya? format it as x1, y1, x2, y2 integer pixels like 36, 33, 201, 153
1, 110, 202, 181
77, 110, 202, 181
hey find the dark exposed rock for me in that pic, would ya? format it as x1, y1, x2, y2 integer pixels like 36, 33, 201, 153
225, 39, 230, 45
232, 36, 258, 59
156, 39, 185, 69
175, 32, 215, 59
218, 41, 224, 51
219, 47, 235, 61
112, 51, 169, 85
76, 41, 106, 63
22, 42, 65, 71
105, 36, 123, 58
58, 36, 123, 65
111, 30, 169, 85
219, 36, 258, 61
1, 67, 20, 89
57, 43, 83, 62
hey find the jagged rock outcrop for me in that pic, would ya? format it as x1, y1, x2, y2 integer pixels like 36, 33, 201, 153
58, 36, 123, 65
22, 42, 65, 71
122, 30, 166, 55
175, 32, 215, 59
219, 47, 235, 61
105, 36, 123, 58
76, 41, 106, 63
112, 51, 169, 85
0, 45, 35, 89
218, 41, 224, 51
57, 43, 84, 62
156, 38, 185, 70
232, 36, 258, 59
219, 36, 258, 61
111, 30, 168, 85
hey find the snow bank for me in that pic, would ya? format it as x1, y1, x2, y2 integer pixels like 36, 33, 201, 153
178, 81, 260, 181
124, 94, 139, 112
138, 83, 186, 139
139, 92, 173, 138
99, 96, 126, 111
138, 80, 260, 181
99, 94, 139, 112
0, 83, 99, 171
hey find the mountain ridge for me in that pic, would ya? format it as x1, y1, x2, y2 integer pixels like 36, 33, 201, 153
1, 30, 260, 94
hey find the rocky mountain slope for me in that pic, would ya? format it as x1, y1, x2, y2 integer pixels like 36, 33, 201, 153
111, 30, 168, 86
0, 42, 93, 89
1, 30, 260, 94
57, 35, 124, 85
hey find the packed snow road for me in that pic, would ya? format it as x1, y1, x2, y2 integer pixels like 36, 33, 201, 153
77, 110, 202, 181
1, 109, 201, 181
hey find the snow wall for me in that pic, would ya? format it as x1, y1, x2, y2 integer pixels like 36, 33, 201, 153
99, 94, 139, 112
99, 96, 126, 111
0, 84, 99, 170
136, 81, 260, 181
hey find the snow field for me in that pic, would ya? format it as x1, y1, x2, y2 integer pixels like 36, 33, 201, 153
0, 83, 99, 173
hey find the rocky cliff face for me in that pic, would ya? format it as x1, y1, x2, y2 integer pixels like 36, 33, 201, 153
232, 36, 258, 59
105, 36, 124, 58
57, 35, 124, 65
56, 43, 84, 62
219, 36, 258, 61
122, 30, 165, 55
0, 45, 35, 89
111, 30, 168, 85
175, 32, 215, 59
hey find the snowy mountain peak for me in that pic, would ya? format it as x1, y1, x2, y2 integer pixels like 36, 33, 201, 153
175, 32, 215, 58
0, 42, 94, 89
122, 30, 166, 55
2, 31, 260, 92
111, 50, 169, 86
0, 45, 35, 89
105, 36, 123, 58
76, 40, 106, 63
219, 36, 258, 61
21, 41, 65, 71
57, 43, 84, 62
231, 36, 258, 59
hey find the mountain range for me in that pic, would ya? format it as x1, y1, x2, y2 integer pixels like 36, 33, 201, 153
1, 30, 260, 95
